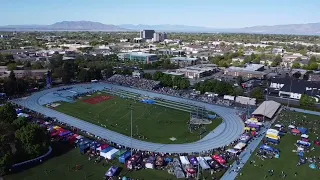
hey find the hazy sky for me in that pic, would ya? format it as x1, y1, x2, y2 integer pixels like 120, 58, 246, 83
0, 0, 319, 28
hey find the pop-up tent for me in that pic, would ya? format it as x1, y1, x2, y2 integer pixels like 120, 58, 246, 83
274, 124, 283, 128
179, 156, 190, 165
196, 157, 211, 170
297, 140, 311, 147
97, 144, 109, 151
226, 149, 239, 154
301, 134, 309, 139
292, 129, 300, 134
105, 148, 119, 160
297, 127, 308, 135
119, 151, 131, 164
105, 166, 118, 177
260, 145, 273, 151
267, 129, 279, 136
189, 157, 198, 166
234, 142, 247, 150
212, 155, 226, 165
247, 123, 260, 128
288, 125, 295, 129
266, 134, 280, 140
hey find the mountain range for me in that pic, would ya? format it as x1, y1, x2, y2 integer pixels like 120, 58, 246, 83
1, 21, 320, 35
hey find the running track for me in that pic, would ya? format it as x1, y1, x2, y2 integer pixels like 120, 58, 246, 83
12, 83, 245, 153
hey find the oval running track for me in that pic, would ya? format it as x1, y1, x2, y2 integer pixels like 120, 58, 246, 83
12, 83, 245, 153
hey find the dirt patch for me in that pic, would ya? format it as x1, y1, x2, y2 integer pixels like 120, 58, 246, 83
82, 96, 113, 105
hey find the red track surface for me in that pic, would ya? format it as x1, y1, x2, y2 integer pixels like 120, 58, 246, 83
82, 96, 113, 105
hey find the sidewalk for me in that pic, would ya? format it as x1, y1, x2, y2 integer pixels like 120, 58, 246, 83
220, 108, 282, 180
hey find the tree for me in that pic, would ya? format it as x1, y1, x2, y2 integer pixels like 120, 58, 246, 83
143, 73, 153, 80
292, 72, 301, 79
160, 74, 173, 87
15, 124, 50, 158
179, 78, 190, 89
103, 66, 114, 79
250, 87, 264, 100
153, 71, 163, 81
292, 62, 301, 69
7, 63, 17, 71
0, 103, 17, 124
4, 71, 17, 95
77, 68, 89, 82
12, 117, 28, 130
236, 76, 243, 85
299, 94, 316, 107
31, 62, 44, 69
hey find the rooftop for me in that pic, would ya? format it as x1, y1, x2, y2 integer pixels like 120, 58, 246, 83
170, 57, 198, 61
126, 52, 157, 57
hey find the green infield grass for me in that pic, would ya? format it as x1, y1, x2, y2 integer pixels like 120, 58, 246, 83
53, 92, 222, 144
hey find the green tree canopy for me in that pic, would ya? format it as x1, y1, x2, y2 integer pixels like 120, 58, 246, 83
299, 94, 316, 107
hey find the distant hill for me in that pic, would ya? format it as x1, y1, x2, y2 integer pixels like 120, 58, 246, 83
1, 21, 320, 35
0, 21, 127, 31
239, 23, 320, 35
119, 23, 320, 35
118, 24, 221, 32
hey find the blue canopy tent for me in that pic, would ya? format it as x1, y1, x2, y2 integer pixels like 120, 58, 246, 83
260, 145, 274, 152
297, 127, 308, 135
140, 99, 156, 104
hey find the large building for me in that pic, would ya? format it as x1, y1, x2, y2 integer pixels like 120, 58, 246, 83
224, 64, 266, 79
0, 69, 48, 79
164, 64, 217, 79
170, 57, 200, 67
152, 32, 167, 42
140, 30, 155, 40
118, 52, 158, 64
269, 78, 320, 102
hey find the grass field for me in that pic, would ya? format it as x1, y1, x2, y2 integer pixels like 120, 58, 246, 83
54, 92, 222, 144
238, 110, 320, 180
4, 142, 176, 180
4, 142, 226, 180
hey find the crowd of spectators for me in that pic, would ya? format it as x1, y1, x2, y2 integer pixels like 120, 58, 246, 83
107, 75, 160, 91
107, 75, 241, 109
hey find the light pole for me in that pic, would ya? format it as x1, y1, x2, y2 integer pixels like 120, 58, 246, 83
197, 127, 203, 180
128, 103, 133, 156
136, 125, 138, 135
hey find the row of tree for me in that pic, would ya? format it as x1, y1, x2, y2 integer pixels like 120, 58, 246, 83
147, 71, 190, 90
194, 79, 243, 96
0, 103, 50, 175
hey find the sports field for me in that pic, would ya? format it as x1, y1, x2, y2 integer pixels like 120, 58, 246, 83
53, 92, 222, 144
238, 111, 320, 180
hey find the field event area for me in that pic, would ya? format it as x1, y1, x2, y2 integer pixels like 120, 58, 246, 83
52, 89, 221, 144
238, 110, 320, 180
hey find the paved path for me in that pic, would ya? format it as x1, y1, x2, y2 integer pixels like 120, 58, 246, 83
289, 107, 320, 116
12, 83, 245, 154
221, 108, 283, 180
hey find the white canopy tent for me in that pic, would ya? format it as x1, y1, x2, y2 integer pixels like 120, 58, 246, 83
234, 142, 247, 150
267, 129, 279, 135
196, 157, 211, 170
179, 156, 190, 165
252, 101, 281, 118
301, 134, 309, 139
288, 125, 296, 129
